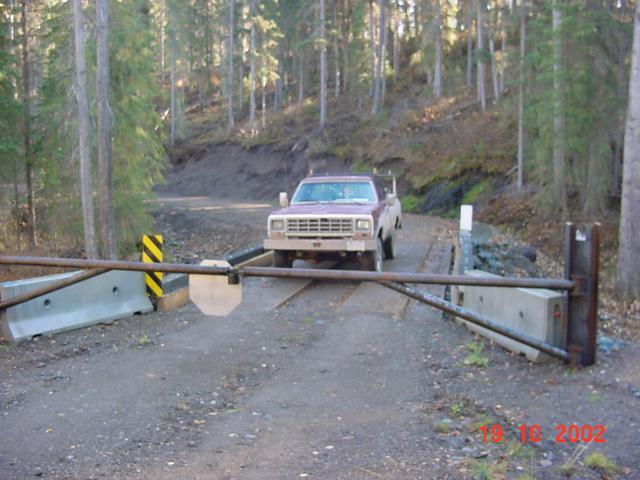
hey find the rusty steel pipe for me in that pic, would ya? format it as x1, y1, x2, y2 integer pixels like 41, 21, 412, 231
0, 256, 230, 276
241, 266, 575, 290
381, 281, 571, 362
0, 269, 109, 310
0, 256, 576, 290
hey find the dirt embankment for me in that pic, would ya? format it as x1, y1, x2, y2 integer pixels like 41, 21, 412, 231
159, 143, 349, 201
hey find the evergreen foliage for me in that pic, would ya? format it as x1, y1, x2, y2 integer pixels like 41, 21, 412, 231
0, 0, 637, 270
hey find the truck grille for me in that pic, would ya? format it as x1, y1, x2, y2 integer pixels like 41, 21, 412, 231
286, 218, 353, 236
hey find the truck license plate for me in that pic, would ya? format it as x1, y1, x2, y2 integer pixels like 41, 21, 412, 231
347, 240, 365, 251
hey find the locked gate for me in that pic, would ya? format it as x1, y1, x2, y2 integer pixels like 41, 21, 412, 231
0, 223, 599, 367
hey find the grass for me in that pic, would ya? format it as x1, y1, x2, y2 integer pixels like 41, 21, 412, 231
587, 391, 603, 404
463, 341, 489, 367
584, 452, 620, 475
461, 179, 492, 204
469, 415, 493, 433
401, 194, 422, 213
0, 343, 13, 352
434, 420, 451, 434
136, 333, 151, 346
450, 401, 465, 417
506, 441, 536, 462
470, 459, 505, 480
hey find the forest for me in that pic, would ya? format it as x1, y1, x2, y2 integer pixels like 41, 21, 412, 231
0, 0, 639, 299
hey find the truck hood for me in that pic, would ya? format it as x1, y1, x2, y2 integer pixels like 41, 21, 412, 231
270, 203, 377, 216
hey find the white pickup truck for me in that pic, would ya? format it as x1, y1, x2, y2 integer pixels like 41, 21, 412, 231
263, 174, 402, 271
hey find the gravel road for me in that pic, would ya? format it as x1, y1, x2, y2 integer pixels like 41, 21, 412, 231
1, 196, 638, 479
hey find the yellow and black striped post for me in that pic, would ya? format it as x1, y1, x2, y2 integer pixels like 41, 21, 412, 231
142, 234, 163, 297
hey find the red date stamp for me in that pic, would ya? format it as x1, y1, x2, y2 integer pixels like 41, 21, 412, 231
479, 424, 606, 444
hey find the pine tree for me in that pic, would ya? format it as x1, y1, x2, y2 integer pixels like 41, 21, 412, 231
96, 0, 117, 258
616, 0, 640, 298
72, 0, 98, 258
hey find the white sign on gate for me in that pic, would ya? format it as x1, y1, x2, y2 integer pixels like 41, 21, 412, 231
189, 260, 242, 316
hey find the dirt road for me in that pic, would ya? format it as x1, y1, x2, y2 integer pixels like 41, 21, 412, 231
1, 197, 639, 479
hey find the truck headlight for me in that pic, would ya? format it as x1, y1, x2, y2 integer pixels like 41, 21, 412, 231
271, 219, 285, 231
356, 219, 370, 230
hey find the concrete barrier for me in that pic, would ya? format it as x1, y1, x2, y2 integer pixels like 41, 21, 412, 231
0, 270, 153, 342
458, 270, 566, 362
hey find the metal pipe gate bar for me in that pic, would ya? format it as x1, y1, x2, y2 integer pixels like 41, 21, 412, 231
241, 266, 576, 291
380, 281, 571, 362
0, 268, 109, 310
0, 256, 230, 276
0, 256, 576, 291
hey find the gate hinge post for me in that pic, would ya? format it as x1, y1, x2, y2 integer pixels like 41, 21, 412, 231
564, 223, 599, 367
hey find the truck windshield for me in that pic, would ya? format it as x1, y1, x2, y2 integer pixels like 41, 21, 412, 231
291, 181, 377, 204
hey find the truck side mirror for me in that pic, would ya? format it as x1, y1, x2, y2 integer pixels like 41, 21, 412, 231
279, 192, 289, 208
385, 193, 395, 206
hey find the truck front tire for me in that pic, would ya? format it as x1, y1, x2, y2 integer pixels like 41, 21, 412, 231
363, 238, 384, 272
383, 232, 396, 259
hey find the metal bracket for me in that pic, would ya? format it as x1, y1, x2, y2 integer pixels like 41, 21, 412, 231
569, 275, 588, 297
227, 271, 240, 285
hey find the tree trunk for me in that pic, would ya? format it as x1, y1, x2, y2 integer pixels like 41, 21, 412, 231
401, 0, 410, 38
227, 0, 235, 131
499, 10, 506, 94
249, 0, 256, 134
96, 0, 116, 259
9, 0, 20, 248
342, 0, 351, 92
169, 33, 176, 146
371, 0, 386, 116
552, 0, 567, 213
320, 0, 327, 127
298, 49, 304, 103
392, 14, 399, 83
466, 0, 473, 92
517, 0, 525, 191
368, 0, 375, 97
159, 4, 165, 81
488, 24, 499, 102
434, 0, 442, 98
333, 0, 340, 97
380, 12, 388, 106
274, 42, 284, 111
261, 75, 266, 128
21, 0, 36, 248
238, 42, 244, 113
617, 0, 640, 299
476, 0, 486, 111
72, 0, 98, 259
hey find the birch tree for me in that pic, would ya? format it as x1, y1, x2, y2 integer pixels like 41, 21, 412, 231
368, 0, 375, 97
552, 0, 567, 213
517, 0, 525, 191
433, 0, 442, 98
488, 20, 499, 102
227, 0, 234, 131
21, 0, 36, 247
320, 0, 327, 126
371, 0, 386, 116
169, 31, 176, 146
333, 0, 340, 97
466, 1, 473, 92
249, 0, 257, 134
617, 0, 640, 299
72, 0, 98, 258
476, 0, 486, 111
96, 0, 116, 258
